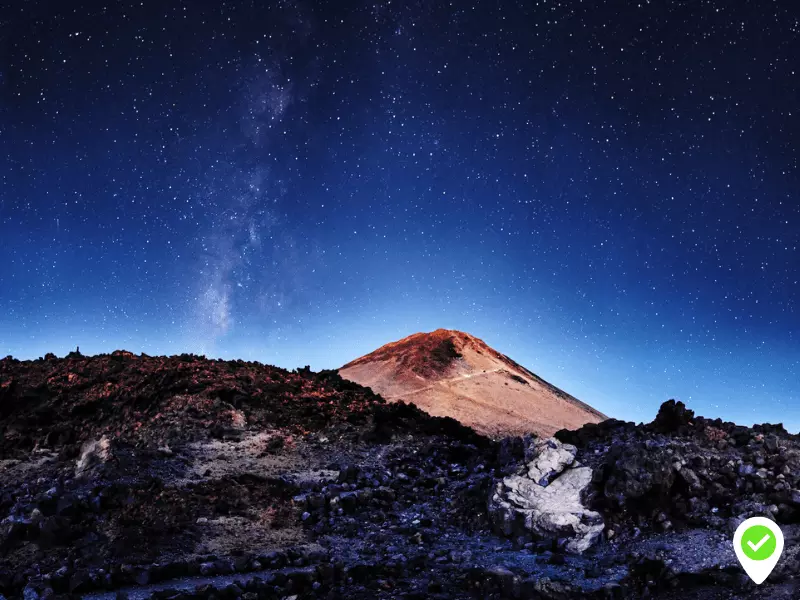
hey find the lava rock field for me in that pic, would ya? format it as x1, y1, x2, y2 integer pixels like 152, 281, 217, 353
1, 352, 799, 599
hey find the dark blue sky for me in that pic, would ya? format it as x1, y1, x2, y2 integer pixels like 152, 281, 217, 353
2, 0, 799, 429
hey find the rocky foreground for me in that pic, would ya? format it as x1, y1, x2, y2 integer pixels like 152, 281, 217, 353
1, 352, 799, 599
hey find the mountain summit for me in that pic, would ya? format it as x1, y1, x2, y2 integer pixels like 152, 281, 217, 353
339, 329, 606, 437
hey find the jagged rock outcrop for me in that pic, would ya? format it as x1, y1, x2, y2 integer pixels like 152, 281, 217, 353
651, 398, 695, 433
557, 400, 800, 540
488, 438, 604, 553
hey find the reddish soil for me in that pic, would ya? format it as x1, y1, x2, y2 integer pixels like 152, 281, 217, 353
339, 329, 607, 438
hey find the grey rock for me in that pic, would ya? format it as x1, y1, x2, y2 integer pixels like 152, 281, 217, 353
524, 438, 577, 486
23, 587, 40, 600
489, 437, 604, 553
737, 463, 755, 476
765, 435, 779, 453
75, 436, 112, 476
680, 467, 701, 489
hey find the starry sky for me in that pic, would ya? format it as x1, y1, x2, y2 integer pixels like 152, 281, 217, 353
2, 0, 799, 429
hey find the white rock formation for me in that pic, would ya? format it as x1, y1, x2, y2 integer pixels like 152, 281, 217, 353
489, 437, 604, 553
75, 436, 112, 476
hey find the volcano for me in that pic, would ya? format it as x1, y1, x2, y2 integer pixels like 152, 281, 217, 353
338, 329, 606, 437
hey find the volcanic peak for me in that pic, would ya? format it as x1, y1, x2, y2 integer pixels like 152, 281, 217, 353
339, 329, 607, 438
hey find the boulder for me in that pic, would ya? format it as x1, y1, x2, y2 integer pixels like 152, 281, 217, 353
524, 438, 577, 485
489, 437, 603, 553
75, 436, 112, 476
652, 400, 694, 433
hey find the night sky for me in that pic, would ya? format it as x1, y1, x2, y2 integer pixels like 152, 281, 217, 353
2, 1, 799, 429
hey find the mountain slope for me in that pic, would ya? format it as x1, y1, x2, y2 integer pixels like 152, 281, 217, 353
339, 329, 606, 437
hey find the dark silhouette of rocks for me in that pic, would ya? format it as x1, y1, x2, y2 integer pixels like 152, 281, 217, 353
0, 352, 799, 598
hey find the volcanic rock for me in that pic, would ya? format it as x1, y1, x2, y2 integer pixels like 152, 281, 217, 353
75, 435, 113, 476
489, 437, 604, 553
524, 437, 577, 485
2, 352, 800, 599
651, 399, 695, 433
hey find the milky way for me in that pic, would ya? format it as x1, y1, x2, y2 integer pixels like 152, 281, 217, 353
2, 0, 799, 429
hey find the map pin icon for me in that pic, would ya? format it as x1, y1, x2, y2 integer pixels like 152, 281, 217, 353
733, 516, 784, 584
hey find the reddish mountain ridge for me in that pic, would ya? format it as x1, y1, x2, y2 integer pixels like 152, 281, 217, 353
339, 329, 607, 437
